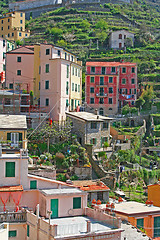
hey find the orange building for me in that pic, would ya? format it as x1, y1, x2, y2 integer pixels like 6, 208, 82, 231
148, 183, 160, 207
100, 201, 160, 239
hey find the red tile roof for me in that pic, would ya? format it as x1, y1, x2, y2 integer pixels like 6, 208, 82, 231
0, 185, 23, 192
86, 62, 136, 66
72, 180, 110, 191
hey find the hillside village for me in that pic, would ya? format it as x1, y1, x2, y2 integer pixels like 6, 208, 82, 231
0, 0, 160, 239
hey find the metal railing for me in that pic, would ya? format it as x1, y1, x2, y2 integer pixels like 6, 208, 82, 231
0, 212, 27, 223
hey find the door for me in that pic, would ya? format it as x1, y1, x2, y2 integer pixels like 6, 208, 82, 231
11, 133, 19, 147
51, 199, 58, 219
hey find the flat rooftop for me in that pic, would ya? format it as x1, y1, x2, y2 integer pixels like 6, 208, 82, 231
41, 188, 86, 196
0, 114, 27, 130
101, 201, 160, 215
66, 111, 112, 122
46, 216, 115, 237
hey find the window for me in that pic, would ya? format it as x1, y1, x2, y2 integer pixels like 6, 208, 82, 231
75, 68, 77, 76
90, 87, 94, 93
6, 162, 15, 177
45, 80, 49, 89
72, 83, 74, 91
124, 35, 126, 39
119, 34, 122, 39
20, 20, 23, 24
20, 13, 23, 17
122, 67, 126, 73
1, 27, 3, 31
67, 65, 69, 78
131, 101, 134, 105
103, 122, 108, 129
1, 20, 3, 24
154, 216, 160, 238
99, 98, 104, 104
17, 70, 21, 76
19, 32, 22, 37
3, 52, 6, 59
12, 33, 14, 37
111, 67, 115, 73
109, 77, 113, 83
73, 197, 81, 209
101, 67, 105, 74
78, 69, 80, 77
99, 108, 104, 116
27, 225, 30, 237
8, 34, 10, 37
126, 89, 128, 94
3, 40, 5, 47
65, 52, 67, 60
91, 67, 95, 73
66, 99, 69, 107
91, 122, 97, 129
8, 26, 10, 30
72, 66, 74, 75
100, 87, 104, 96
75, 84, 77, 92
3, 64, 5, 71
90, 98, 94, 104
39, 66, 41, 74
109, 98, 112, 104
100, 77, 104, 85
45, 64, 49, 73
130, 89, 132, 94
9, 83, 13, 89
90, 77, 94, 83
134, 89, 136, 94
46, 49, 50, 55
25, 33, 27, 37
119, 43, 122, 48
109, 87, 113, 94
71, 56, 73, 62
30, 180, 37, 189
9, 230, 17, 237
46, 98, 49, 106
66, 82, 69, 95
132, 67, 135, 73
39, 82, 40, 90
137, 218, 144, 229
90, 138, 97, 145
131, 78, 135, 84
75, 99, 77, 108
122, 78, 126, 84
58, 50, 60, 56
17, 57, 21, 62
78, 85, 80, 92
8, 19, 10, 22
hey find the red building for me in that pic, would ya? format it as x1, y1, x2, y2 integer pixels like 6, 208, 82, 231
86, 61, 137, 115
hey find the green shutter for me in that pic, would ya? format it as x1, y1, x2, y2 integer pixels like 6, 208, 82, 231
7, 132, 11, 141
137, 218, 144, 229
9, 230, 17, 237
90, 139, 93, 144
27, 225, 29, 237
19, 133, 22, 141
30, 180, 37, 189
6, 162, 15, 177
154, 216, 160, 238
73, 197, 81, 209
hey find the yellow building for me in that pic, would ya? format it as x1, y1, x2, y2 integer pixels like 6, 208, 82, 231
0, 114, 27, 151
0, 11, 30, 41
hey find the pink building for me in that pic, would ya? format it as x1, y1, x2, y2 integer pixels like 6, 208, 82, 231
86, 61, 137, 115
6, 46, 34, 92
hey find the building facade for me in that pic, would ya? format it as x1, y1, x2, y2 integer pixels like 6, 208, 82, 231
0, 12, 30, 41
86, 61, 137, 115
109, 30, 134, 49
66, 112, 112, 150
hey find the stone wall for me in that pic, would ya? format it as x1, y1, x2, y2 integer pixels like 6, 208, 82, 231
74, 166, 92, 180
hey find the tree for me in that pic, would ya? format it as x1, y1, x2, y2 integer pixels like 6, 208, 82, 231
122, 104, 130, 115
57, 39, 67, 47
124, 38, 133, 47
95, 20, 108, 30
63, 33, 76, 43
135, 96, 145, 110
80, 20, 90, 31
50, 27, 63, 42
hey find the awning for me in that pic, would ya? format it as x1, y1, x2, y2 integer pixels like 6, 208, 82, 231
0, 185, 23, 192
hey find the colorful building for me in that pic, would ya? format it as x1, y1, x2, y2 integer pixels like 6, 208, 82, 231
0, 114, 27, 151
100, 200, 160, 239
37, 43, 82, 121
148, 183, 160, 207
0, 37, 15, 85
6, 46, 34, 93
0, 12, 30, 41
86, 61, 137, 115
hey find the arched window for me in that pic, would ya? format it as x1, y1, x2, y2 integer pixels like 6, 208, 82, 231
119, 34, 122, 39
99, 108, 104, 116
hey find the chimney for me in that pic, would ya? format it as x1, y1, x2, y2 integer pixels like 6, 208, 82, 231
95, 109, 98, 115
87, 220, 91, 233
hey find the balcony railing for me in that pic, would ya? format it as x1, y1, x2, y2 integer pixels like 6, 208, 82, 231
96, 93, 108, 97
86, 71, 118, 75
0, 212, 27, 223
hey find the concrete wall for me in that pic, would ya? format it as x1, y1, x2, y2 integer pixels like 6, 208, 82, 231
74, 167, 92, 180
0, 223, 8, 240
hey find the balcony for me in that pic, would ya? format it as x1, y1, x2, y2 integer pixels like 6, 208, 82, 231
1, 141, 23, 151
0, 211, 27, 223
96, 84, 108, 87
96, 93, 108, 97
86, 71, 118, 75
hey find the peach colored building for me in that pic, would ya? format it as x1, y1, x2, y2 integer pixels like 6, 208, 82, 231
6, 46, 34, 93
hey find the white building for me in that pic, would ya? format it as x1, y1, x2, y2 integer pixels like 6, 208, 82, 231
109, 30, 134, 49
